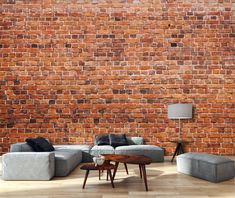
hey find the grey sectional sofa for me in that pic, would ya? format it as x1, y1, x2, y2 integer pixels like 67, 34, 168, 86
2, 137, 164, 181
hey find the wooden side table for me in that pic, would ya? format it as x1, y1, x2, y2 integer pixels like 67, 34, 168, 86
80, 162, 115, 189
171, 140, 187, 162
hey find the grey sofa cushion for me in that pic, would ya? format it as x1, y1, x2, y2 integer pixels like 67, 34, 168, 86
115, 145, 164, 162
54, 145, 92, 162
177, 152, 235, 182
2, 152, 55, 180
10, 142, 34, 152
53, 149, 82, 177
90, 145, 115, 156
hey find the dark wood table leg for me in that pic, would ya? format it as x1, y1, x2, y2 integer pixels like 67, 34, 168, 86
171, 142, 182, 162
106, 170, 109, 181
124, 163, 129, 175
141, 165, 148, 191
108, 169, 115, 188
139, 164, 142, 179
99, 170, 101, 180
82, 170, 89, 189
112, 162, 119, 180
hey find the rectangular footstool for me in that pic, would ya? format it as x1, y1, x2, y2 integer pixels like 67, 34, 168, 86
176, 152, 235, 182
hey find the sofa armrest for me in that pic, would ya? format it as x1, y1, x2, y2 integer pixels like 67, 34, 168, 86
2, 152, 55, 180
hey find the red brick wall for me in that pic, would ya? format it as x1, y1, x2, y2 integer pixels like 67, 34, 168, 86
0, 0, 234, 156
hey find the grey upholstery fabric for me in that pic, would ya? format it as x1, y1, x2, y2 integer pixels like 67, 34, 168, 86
126, 137, 144, 145
115, 145, 164, 162
90, 145, 115, 156
10, 142, 33, 152
2, 152, 55, 180
54, 145, 92, 162
177, 152, 235, 182
53, 149, 82, 177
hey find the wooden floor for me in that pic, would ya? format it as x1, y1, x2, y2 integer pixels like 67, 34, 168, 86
0, 156, 234, 198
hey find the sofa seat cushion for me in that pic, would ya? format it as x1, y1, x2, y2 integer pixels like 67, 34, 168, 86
90, 145, 115, 157
177, 152, 235, 182
53, 149, 82, 176
54, 145, 92, 162
115, 145, 164, 162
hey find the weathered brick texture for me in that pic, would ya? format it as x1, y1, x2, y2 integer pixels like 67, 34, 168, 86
0, 0, 234, 155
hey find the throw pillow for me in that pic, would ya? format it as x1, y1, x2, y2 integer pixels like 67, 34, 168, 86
26, 138, 42, 152
109, 134, 128, 148
26, 137, 55, 152
95, 134, 110, 145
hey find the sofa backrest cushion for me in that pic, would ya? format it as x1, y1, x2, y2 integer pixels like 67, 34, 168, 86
10, 142, 34, 152
126, 137, 144, 145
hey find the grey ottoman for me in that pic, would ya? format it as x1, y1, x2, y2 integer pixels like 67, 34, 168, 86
177, 152, 235, 182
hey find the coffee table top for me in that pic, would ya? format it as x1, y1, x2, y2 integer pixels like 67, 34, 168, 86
102, 154, 129, 161
103, 154, 152, 165
80, 162, 115, 171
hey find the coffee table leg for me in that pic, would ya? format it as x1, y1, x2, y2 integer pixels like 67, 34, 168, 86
82, 170, 89, 189
112, 162, 119, 180
99, 170, 101, 180
124, 163, 129, 175
108, 169, 115, 188
106, 170, 109, 181
139, 164, 142, 179
141, 165, 148, 191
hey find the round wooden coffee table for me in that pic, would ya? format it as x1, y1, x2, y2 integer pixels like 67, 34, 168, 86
80, 162, 115, 189
103, 154, 152, 191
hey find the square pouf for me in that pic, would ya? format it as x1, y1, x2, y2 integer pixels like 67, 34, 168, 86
177, 152, 235, 182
